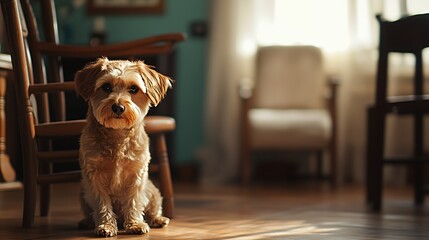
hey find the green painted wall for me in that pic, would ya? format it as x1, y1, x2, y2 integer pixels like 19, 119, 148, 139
53, 0, 208, 164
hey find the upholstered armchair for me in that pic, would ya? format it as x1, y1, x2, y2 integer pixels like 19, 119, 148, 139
240, 45, 338, 186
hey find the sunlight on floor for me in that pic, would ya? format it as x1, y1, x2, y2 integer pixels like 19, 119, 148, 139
158, 219, 339, 239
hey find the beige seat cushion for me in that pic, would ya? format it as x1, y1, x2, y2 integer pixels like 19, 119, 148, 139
249, 109, 332, 150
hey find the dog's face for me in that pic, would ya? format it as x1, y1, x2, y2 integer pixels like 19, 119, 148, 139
74, 58, 171, 129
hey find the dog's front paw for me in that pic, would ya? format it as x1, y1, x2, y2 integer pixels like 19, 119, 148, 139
148, 216, 170, 228
125, 222, 150, 235
95, 224, 118, 237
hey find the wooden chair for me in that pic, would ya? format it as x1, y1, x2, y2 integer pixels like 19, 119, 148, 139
240, 46, 338, 186
366, 14, 429, 211
1, 0, 184, 227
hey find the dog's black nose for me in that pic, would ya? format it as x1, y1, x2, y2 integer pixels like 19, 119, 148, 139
112, 104, 125, 115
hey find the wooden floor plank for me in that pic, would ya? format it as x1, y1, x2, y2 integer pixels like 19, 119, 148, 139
0, 182, 427, 239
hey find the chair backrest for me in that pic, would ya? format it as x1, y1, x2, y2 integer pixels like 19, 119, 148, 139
252, 45, 326, 109
2, 0, 83, 158
375, 14, 429, 105
20, 0, 65, 122
1, 0, 40, 168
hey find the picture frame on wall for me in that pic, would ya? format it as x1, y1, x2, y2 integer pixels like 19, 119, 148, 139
88, 0, 165, 14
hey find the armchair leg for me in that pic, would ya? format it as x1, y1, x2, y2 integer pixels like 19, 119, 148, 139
241, 152, 251, 185
329, 97, 338, 189
241, 126, 252, 185
315, 151, 322, 179
329, 145, 337, 188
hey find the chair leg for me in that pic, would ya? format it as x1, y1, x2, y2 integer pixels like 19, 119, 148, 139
154, 134, 174, 219
23, 180, 37, 228
39, 162, 51, 216
39, 184, 50, 216
414, 112, 424, 206
366, 107, 375, 205
369, 108, 385, 212
22, 152, 38, 227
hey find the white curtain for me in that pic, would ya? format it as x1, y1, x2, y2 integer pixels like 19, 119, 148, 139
200, 0, 429, 185
199, 0, 267, 185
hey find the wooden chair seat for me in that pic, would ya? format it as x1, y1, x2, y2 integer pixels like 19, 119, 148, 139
145, 116, 176, 134
367, 95, 429, 117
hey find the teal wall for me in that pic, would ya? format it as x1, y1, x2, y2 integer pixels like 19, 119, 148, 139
53, 0, 209, 164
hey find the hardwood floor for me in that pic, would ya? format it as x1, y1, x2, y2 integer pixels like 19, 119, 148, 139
0, 182, 428, 239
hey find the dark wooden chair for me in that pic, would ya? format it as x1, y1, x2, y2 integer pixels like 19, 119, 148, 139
1, 0, 184, 227
366, 14, 429, 211
240, 46, 338, 186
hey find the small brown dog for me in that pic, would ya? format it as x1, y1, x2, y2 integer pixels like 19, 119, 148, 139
75, 57, 171, 237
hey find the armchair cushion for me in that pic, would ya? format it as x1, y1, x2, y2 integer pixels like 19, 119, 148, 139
249, 109, 332, 150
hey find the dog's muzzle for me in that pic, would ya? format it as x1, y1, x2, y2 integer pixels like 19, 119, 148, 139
112, 103, 125, 116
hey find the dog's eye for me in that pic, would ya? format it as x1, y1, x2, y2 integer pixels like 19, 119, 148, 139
129, 85, 139, 94
101, 83, 112, 93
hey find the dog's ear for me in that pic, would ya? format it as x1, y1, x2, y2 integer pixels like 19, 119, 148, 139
136, 61, 172, 106
74, 58, 109, 101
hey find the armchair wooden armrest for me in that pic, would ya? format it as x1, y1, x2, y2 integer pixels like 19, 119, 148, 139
37, 33, 186, 58
326, 76, 339, 125
326, 75, 339, 124
327, 76, 339, 103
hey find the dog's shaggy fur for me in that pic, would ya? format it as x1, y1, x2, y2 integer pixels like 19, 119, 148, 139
74, 57, 171, 237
